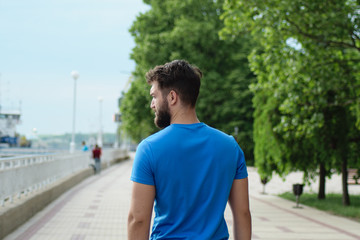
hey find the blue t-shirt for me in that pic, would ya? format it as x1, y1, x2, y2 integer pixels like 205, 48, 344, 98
131, 123, 248, 240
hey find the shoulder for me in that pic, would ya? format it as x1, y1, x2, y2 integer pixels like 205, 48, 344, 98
140, 127, 172, 145
204, 124, 237, 143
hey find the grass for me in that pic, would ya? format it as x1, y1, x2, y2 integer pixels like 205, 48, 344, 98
279, 192, 360, 222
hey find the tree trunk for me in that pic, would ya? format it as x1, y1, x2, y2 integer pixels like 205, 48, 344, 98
318, 163, 326, 199
341, 157, 350, 206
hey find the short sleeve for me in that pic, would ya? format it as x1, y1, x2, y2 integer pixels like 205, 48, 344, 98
234, 144, 248, 179
130, 140, 155, 185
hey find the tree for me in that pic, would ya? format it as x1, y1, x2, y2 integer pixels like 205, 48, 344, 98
122, 0, 256, 163
221, 0, 360, 204
120, 76, 156, 143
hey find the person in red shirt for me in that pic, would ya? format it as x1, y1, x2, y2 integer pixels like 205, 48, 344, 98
92, 144, 102, 174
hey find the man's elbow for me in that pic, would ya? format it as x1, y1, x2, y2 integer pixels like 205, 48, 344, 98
128, 211, 150, 240
241, 208, 251, 219
233, 208, 251, 222
128, 211, 146, 227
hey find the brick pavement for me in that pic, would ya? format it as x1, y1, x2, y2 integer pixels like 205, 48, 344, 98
4, 153, 360, 240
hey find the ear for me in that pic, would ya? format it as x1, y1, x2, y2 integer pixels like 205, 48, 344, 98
167, 90, 178, 106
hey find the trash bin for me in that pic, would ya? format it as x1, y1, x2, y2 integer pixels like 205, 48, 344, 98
292, 183, 304, 208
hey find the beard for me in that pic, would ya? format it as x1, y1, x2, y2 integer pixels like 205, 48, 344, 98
154, 99, 171, 129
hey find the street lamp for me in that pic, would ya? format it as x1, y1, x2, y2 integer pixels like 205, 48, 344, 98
97, 96, 103, 147
32, 127, 38, 149
70, 70, 79, 153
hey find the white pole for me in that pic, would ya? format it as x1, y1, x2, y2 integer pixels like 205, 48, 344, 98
0, 72, 2, 112
97, 96, 103, 147
70, 71, 79, 153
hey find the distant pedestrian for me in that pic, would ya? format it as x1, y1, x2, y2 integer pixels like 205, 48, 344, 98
81, 141, 89, 151
92, 144, 102, 174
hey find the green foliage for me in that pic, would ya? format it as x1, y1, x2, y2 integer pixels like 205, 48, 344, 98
221, 0, 360, 187
251, 87, 286, 179
279, 192, 360, 222
120, 76, 157, 143
121, 0, 256, 163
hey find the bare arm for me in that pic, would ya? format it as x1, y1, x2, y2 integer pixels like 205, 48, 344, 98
128, 182, 155, 240
228, 178, 252, 240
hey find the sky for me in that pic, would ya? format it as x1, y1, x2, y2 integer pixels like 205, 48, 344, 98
0, 0, 150, 138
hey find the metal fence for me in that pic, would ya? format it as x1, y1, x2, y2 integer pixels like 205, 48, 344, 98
0, 148, 128, 206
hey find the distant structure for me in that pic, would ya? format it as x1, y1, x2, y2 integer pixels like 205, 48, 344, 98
0, 73, 22, 147
0, 110, 21, 147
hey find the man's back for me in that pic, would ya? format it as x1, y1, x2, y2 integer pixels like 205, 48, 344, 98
92, 148, 101, 159
131, 123, 247, 239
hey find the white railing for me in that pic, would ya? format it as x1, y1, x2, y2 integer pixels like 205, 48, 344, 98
0, 148, 128, 206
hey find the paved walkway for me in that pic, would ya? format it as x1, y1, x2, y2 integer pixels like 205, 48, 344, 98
4, 153, 360, 240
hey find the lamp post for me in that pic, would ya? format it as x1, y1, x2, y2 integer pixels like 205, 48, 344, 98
97, 96, 103, 147
69, 70, 79, 153
234, 126, 239, 141
32, 127, 38, 149
113, 112, 122, 148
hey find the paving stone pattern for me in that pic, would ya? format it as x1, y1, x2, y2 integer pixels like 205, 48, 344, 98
4, 153, 360, 240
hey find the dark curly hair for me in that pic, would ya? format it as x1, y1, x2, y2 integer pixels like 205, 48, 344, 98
146, 60, 202, 107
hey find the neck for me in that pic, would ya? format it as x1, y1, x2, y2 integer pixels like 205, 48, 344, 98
170, 106, 200, 125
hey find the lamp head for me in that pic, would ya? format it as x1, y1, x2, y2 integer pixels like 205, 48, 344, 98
71, 71, 79, 80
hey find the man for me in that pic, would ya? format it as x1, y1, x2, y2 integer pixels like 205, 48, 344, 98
92, 144, 102, 174
82, 141, 89, 151
128, 60, 251, 240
